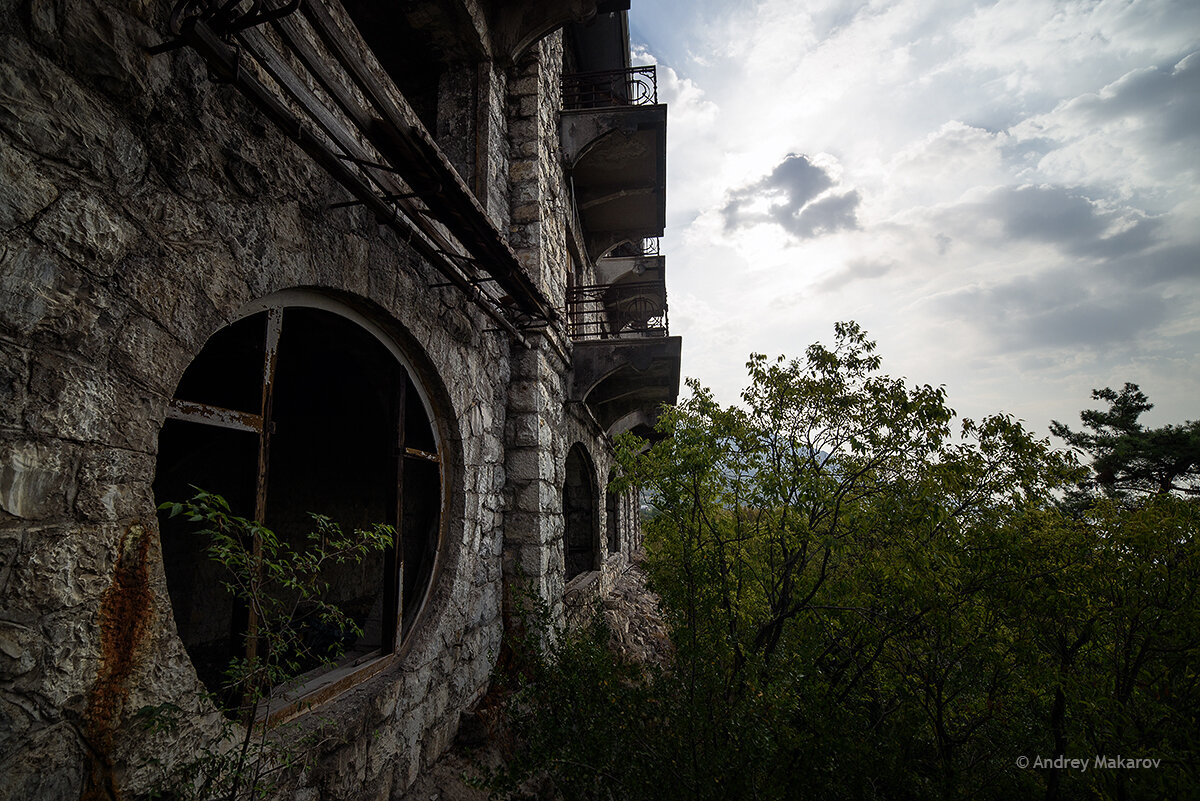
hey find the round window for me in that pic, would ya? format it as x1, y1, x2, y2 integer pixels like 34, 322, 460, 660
153, 303, 442, 704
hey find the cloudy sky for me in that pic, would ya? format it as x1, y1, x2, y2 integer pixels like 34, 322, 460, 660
627, 0, 1199, 436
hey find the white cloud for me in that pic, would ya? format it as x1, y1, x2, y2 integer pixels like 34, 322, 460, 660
1011, 52, 1200, 205
630, 0, 1200, 428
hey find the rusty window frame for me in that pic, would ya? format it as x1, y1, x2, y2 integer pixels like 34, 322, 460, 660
163, 299, 443, 721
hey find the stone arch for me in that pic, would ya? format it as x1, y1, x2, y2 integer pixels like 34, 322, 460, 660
152, 291, 450, 711
563, 442, 599, 581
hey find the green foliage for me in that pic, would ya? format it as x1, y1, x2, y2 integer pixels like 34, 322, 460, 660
140, 489, 392, 801
479, 587, 659, 801
1051, 383, 1200, 500
498, 323, 1199, 801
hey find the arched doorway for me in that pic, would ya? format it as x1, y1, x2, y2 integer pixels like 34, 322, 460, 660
153, 297, 444, 703
563, 444, 598, 581
606, 470, 620, 554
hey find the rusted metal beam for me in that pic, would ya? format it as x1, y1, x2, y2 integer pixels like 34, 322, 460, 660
404, 447, 438, 463
298, 0, 555, 323
245, 305, 282, 683
177, 15, 531, 347
166, 399, 264, 433
383, 371, 408, 654
253, 306, 282, 525
260, 650, 391, 728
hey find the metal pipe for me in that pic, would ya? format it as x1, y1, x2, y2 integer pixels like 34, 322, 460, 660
298, 0, 555, 322
179, 16, 530, 347
241, 21, 492, 296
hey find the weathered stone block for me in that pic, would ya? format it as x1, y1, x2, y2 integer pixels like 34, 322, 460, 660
74, 447, 154, 523
0, 620, 38, 679
38, 610, 99, 710
0, 439, 77, 520
109, 314, 184, 397
4, 523, 115, 617
0, 144, 58, 232
0, 241, 57, 338
24, 352, 159, 451
29, 0, 168, 105
0, 36, 148, 189
505, 448, 552, 483
0, 339, 29, 429
0, 722, 86, 801
32, 192, 131, 276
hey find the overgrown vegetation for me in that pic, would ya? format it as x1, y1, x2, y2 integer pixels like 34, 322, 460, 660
139, 489, 392, 801
489, 323, 1199, 801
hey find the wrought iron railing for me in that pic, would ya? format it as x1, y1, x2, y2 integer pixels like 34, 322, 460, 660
562, 65, 658, 110
567, 281, 669, 340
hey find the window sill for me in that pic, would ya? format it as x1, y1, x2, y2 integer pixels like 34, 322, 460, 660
257, 650, 393, 727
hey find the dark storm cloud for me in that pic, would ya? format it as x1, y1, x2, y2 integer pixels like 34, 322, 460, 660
784, 190, 862, 238
926, 176, 1197, 357
933, 270, 1170, 353
988, 185, 1108, 246
723, 154, 833, 225
722, 153, 860, 239
1101, 241, 1200, 286
951, 184, 1182, 265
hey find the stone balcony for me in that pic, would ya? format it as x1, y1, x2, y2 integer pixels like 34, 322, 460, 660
561, 66, 667, 261
568, 250, 680, 438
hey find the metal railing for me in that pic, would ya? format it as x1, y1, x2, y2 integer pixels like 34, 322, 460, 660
562, 65, 658, 110
567, 281, 669, 340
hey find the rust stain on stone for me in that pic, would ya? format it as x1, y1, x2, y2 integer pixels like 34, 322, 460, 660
81, 523, 155, 801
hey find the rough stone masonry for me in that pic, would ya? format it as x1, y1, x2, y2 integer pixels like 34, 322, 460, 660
0, 0, 676, 798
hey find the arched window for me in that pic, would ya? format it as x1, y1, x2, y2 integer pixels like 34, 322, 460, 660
606, 470, 620, 554
563, 444, 598, 581
153, 299, 442, 708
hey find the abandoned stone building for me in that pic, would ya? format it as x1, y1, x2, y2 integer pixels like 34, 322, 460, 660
0, 0, 677, 797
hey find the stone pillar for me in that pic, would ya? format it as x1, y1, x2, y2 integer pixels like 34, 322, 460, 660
502, 330, 570, 627
506, 34, 567, 307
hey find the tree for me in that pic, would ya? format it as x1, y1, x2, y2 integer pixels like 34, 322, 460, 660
606, 323, 1085, 799
1051, 383, 1200, 499
490, 325, 1199, 801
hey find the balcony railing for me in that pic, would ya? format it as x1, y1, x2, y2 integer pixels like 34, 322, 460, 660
562, 66, 658, 110
567, 281, 668, 340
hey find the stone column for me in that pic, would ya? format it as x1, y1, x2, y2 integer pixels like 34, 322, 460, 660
506, 34, 567, 306
502, 330, 570, 627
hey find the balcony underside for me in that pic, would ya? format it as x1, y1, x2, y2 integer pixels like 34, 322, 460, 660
571, 337, 681, 435
594, 254, 662, 285
562, 105, 667, 260
354, 0, 630, 65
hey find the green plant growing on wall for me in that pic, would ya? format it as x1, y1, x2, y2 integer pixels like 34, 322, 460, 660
138, 488, 393, 801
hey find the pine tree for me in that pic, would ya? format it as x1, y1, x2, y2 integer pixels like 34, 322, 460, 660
1050, 383, 1200, 499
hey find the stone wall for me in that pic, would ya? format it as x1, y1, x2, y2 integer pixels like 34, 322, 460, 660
0, 1, 641, 798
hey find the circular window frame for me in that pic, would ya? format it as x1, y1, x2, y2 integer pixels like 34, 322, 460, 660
157, 289, 453, 723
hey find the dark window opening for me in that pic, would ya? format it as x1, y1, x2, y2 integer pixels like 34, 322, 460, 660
628, 486, 640, 551
564, 444, 598, 581
606, 475, 620, 555
340, 0, 445, 134
154, 305, 442, 707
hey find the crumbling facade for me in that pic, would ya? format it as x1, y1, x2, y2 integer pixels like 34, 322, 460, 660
0, 0, 678, 797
